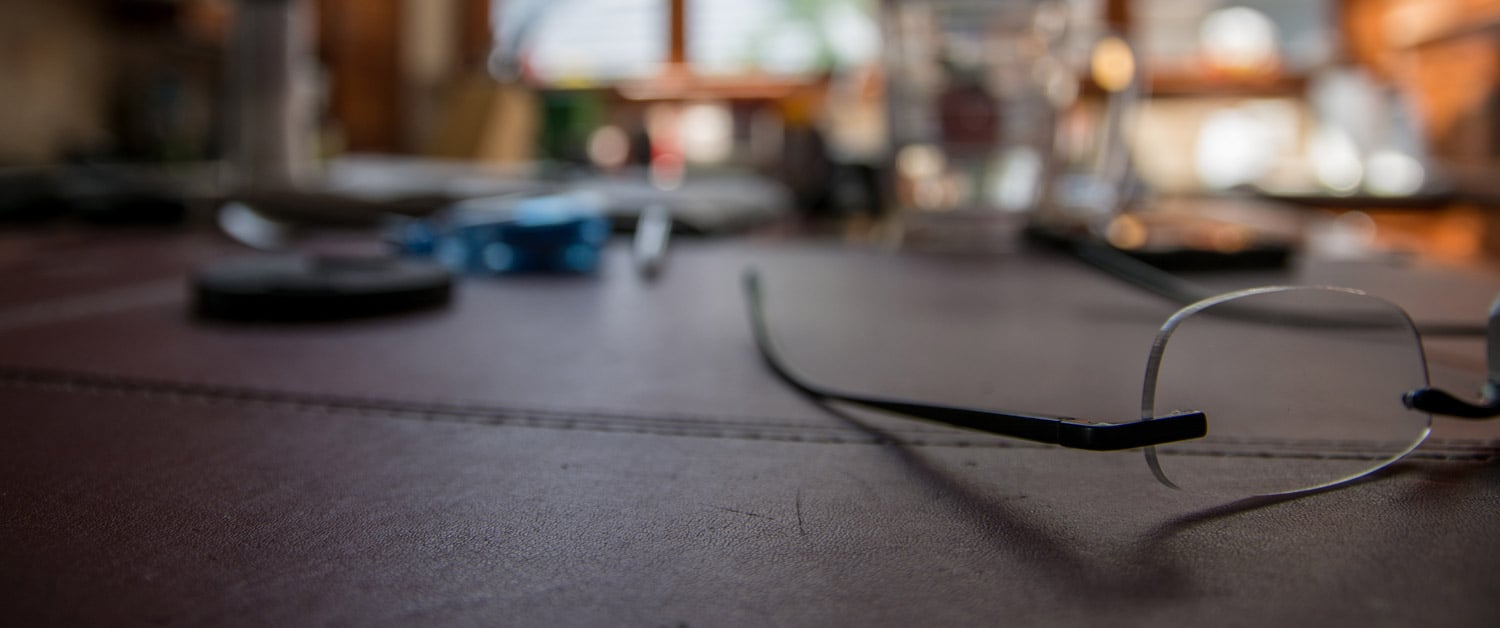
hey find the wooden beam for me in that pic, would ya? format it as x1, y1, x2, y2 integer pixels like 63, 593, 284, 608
460, 0, 491, 68
669, 0, 686, 66
318, 0, 403, 152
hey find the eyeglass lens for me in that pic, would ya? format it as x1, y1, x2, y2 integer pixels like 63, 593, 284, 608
1142, 287, 1433, 496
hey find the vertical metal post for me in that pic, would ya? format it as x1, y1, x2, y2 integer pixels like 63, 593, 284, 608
226, 0, 317, 191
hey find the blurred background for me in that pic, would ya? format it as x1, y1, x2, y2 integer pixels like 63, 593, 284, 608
3, 0, 1499, 263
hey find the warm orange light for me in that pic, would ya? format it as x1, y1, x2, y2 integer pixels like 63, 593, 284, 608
1091, 36, 1136, 93
1208, 224, 1252, 253
1106, 214, 1149, 250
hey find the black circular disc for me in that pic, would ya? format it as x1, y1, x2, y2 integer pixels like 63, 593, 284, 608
193, 255, 452, 321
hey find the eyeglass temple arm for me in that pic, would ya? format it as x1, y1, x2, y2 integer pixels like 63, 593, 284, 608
1404, 294, 1500, 419
1068, 238, 1491, 336
742, 270, 1206, 451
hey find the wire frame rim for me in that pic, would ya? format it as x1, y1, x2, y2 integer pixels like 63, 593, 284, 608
1139, 285, 1434, 497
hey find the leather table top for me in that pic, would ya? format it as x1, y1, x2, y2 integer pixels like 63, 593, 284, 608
2, 227, 1497, 626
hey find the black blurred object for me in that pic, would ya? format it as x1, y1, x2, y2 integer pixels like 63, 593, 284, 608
104, 0, 182, 25
1249, 185, 1459, 210
1099, 238, 1291, 272
1026, 214, 1293, 273
63, 164, 190, 225
193, 255, 452, 322
780, 125, 837, 215
0, 169, 66, 222
0, 165, 190, 225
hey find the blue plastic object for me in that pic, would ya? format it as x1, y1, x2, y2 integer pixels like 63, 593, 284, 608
394, 193, 611, 274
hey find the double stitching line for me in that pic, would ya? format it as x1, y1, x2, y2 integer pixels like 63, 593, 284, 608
1, 365, 1495, 462
0, 365, 973, 447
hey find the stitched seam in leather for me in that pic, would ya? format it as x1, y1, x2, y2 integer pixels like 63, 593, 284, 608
1, 365, 1496, 462
0, 365, 1012, 447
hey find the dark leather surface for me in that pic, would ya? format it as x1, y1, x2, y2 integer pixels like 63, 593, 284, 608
2, 228, 1498, 626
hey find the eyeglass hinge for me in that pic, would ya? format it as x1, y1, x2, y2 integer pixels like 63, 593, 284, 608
1403, 386, 1500, 419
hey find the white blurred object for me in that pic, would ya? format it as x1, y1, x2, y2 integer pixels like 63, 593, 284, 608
1307, 210, 1379, 260
1195, 108, 1276, 190
1307, 67, 1436, 197
991, 147, 1045, 212
1199, 7, 1279, 72
219, 201, 296, 251
679, 102, 734, 165
587, 125, 631, 170
1192, 99, 1303, 191
1365, 149, 1426, 197
1310, 126, 1365, 194
633, 204, 672, 279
